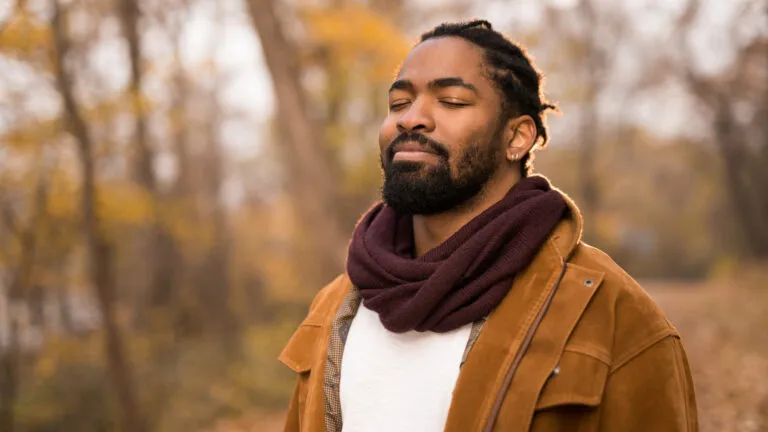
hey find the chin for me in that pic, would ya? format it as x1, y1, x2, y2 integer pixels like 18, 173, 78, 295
386, 159, 430, 174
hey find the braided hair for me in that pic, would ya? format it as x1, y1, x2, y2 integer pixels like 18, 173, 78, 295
420, 20, 557, 177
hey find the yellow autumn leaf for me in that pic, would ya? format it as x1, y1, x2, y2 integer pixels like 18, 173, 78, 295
124, 88, 156, 118
0, 9, 52, 56
302, 4, 411, 81
0, 118, 60, 151
34, 353, 59, 380
47, 170, 78, 220
96, 182, 154, 225
1, 90, 158, 152
154, 199, 216, 259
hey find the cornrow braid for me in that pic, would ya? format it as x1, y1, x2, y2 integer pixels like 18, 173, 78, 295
420, 20, 558, 177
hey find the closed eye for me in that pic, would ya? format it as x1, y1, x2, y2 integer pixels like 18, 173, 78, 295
389, 101, 411, 111
440, 100, 470, 108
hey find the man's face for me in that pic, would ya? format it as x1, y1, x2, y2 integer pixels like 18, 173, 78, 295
379, 36, 507, 215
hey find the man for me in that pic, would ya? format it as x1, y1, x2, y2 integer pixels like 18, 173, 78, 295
279, 20, 698, 432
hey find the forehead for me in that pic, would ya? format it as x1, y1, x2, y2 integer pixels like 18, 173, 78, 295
397, 36, 488, 84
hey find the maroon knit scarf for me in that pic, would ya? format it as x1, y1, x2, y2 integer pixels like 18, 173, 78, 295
346, 176, 567, 333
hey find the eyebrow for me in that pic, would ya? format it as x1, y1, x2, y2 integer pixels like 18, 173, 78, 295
430, 77, 479, 94
388, 77, 479, 95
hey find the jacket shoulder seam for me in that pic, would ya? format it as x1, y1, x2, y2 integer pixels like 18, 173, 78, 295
570, 244, 635, 290
609, 328, 678, 374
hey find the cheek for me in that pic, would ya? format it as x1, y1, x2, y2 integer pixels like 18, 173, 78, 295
436, 110, 487, 144
448, 127, 499, 170
379, 115, 398, 153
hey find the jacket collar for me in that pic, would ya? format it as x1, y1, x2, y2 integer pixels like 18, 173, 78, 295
548, 186, 583, 263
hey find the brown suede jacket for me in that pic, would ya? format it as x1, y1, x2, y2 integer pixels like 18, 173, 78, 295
278, 196, 698, 431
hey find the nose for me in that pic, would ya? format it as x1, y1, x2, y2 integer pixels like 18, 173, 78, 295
396, 100, 435, 133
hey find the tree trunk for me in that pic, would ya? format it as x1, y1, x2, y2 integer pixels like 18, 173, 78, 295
677, 1, 768, 260
117, 0, 181, 323
246, 0, 349, 283
199, 88, 236, 336
712, 96, 768, 259
50, 3, 148, 431
0, 154, 51, 432
118, 0, 155, 190
576, 0, 601, 242
0, 320, 19, 432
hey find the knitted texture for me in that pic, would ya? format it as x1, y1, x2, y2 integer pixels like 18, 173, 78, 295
347, 176, 567, 333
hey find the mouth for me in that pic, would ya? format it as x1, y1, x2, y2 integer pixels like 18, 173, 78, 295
390, 141, 439, 162
392, 150, 438, 162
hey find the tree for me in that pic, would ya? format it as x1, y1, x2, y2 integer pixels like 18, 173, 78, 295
246, 0, 350, 285
0, 163, 51, 432
117, 0, 186, 332
539, 1, 628, 242
676, 0, 768, 260
49, 2, 147, 430
193, 1, 236, 335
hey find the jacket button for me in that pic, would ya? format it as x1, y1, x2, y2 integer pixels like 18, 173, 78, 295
552, 365, 560, 377
584, 278, 595, 287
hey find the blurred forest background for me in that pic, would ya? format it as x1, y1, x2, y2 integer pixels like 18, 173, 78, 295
0, 0, 766, 431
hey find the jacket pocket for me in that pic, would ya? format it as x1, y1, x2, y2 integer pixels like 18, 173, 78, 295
535, 348, 610, 410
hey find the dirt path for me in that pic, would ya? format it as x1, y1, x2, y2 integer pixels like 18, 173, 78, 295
646, 279, 768, 432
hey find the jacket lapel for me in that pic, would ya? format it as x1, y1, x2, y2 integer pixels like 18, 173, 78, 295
444, 233, 603, 431
279, 276, 352, 432
443, 242, 560, 432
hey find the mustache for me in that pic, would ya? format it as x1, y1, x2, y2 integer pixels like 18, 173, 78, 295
386, 132, 450, 161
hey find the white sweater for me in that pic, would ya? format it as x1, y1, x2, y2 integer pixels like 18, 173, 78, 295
340, 304, 472, 432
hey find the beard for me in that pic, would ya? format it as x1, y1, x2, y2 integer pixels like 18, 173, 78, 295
380, 130, 503, 215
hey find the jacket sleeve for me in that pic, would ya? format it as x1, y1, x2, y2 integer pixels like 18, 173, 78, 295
599, 334, 698, 431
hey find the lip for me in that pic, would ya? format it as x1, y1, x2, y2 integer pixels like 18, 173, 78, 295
392, 149, 437, 162
391, 141, 437, 156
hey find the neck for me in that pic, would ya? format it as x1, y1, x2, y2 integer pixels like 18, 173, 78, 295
412, 170, 521, 257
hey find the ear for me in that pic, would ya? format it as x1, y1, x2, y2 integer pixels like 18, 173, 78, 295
503, 115, 537, 163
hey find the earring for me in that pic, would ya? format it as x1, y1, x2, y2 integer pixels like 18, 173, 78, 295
511, 153, 518, 161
